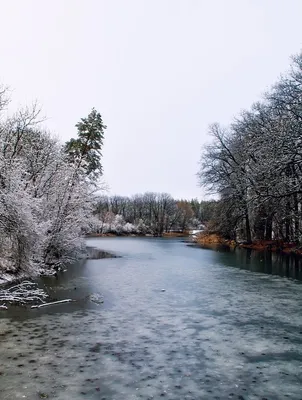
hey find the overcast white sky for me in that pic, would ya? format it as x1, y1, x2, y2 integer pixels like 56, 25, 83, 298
0, 0, 301, 199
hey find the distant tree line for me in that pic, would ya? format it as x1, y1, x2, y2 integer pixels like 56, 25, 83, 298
91, 194, 215, 235
198, 52, 302, 244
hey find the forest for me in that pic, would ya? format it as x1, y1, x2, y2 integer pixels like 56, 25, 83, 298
91, 195, 214, 235
198, 52, 302, 245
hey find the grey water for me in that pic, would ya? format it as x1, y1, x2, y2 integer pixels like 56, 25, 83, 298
1, 237, 302, 400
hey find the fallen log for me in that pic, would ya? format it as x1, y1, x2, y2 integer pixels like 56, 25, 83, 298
31, 299, 73, 309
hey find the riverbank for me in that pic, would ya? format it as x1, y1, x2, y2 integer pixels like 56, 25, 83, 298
194, 232, 302, 255
240, 240, 302, 255
0, 246, 118, 307
86, 231, 190, 238
194, 232, 236, 247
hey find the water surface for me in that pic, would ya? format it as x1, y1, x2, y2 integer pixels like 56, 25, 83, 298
1, 238, 302, 399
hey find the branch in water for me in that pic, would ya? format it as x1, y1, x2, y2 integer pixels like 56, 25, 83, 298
31, 299, 73, 309
0, 281, 48, 306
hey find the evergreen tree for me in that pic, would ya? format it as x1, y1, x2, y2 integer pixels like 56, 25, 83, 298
65, 108, 106, 181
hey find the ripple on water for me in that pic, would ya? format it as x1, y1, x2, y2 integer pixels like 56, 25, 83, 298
1, 237, 302, 400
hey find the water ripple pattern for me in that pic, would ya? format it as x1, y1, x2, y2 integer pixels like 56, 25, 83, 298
1, 237, 302, 399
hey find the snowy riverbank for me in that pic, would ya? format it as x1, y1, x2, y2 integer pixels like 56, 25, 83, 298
0, 246, 117, 308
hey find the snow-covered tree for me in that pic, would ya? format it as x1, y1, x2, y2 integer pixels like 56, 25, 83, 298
198, 51, 302, 244
0, 90, 106, 280
92, 193, 204, 235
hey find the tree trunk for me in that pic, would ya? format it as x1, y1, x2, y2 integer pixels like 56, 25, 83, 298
245, 209, 252, 244
285, 219, 290, 242
293, 193, 299, 244
265, 215, 273, 240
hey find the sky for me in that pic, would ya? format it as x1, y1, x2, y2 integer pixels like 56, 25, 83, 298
0, 0, 302, 200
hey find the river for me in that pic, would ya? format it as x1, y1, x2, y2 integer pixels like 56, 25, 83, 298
1, 237, 302, 399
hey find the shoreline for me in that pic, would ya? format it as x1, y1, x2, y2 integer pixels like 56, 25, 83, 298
3, 233, 301, 288
86, 231, 190, 238
0, 246, 118, 297
1, 234, 190, 288
194, 232, 302, 256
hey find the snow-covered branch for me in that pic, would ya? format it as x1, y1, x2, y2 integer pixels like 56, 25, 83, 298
0, 281, 48, 306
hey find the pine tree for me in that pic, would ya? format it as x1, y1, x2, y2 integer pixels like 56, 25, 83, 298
65, 108, 106, 181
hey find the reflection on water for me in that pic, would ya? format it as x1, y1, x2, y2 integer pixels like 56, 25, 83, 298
195, 244, 302, 281
1, 237, 302, 400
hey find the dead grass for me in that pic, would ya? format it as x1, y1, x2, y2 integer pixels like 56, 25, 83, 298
239, 240, 302, 255
162, 231, 189, 237
195, 232, 236, 247
196, 234, 302, 255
